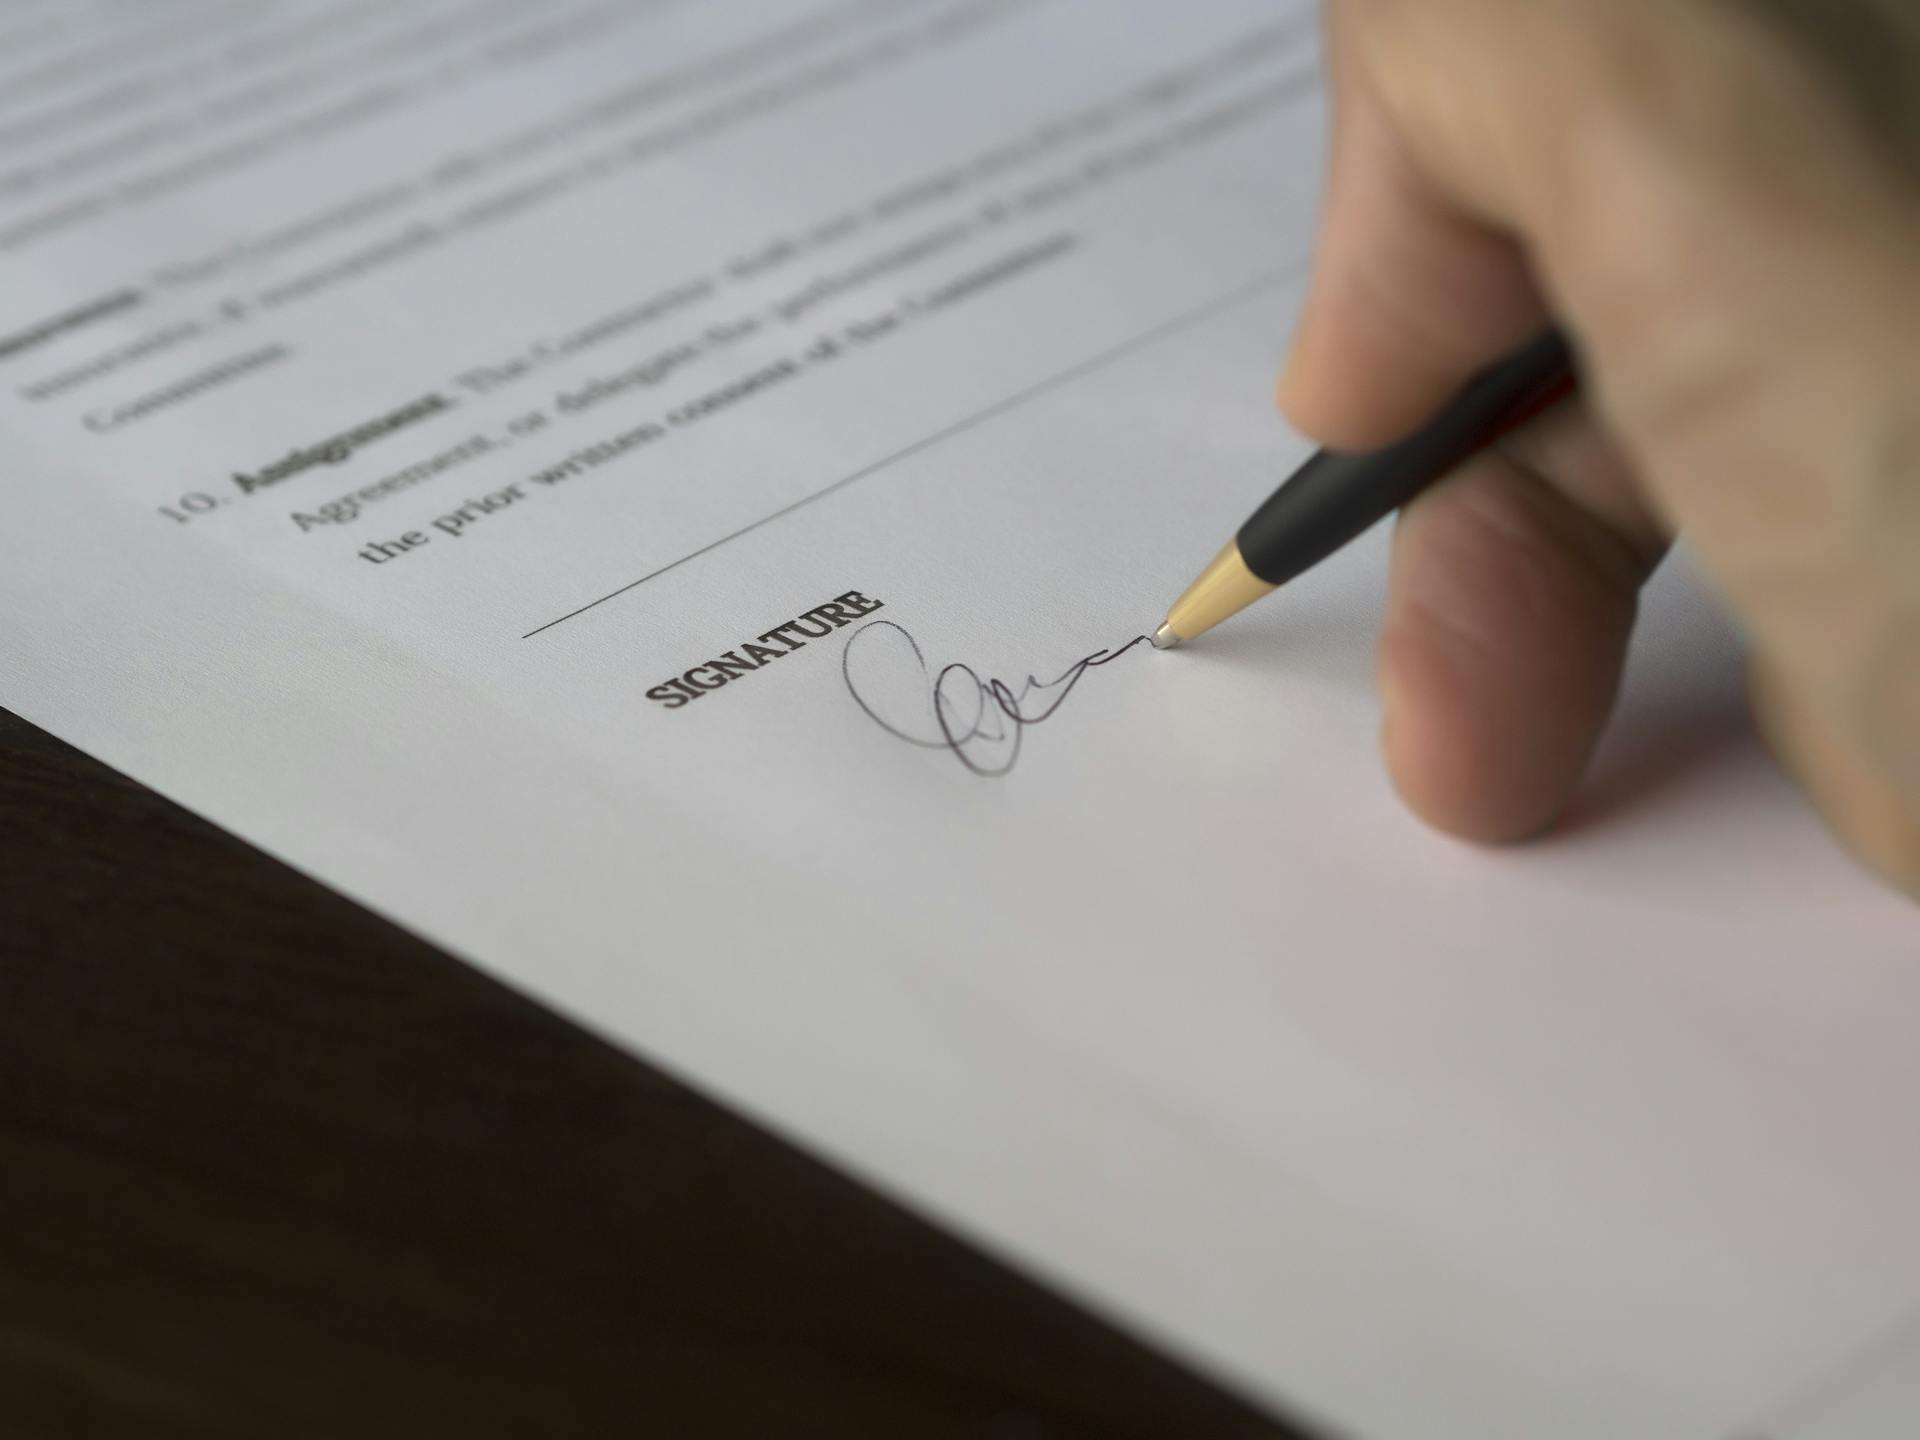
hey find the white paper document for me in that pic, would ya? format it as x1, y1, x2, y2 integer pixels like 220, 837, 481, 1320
2, 3, 1916, 1436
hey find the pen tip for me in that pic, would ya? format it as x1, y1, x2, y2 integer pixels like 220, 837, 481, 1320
1151, 623, 1182, 651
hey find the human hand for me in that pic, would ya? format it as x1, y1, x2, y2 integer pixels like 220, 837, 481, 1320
1281, 0, 1920, 893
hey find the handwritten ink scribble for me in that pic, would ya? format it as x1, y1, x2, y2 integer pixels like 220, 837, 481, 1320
841, 619, 1151, 777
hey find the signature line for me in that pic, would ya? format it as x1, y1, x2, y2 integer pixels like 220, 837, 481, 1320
518, 265, 1297, 640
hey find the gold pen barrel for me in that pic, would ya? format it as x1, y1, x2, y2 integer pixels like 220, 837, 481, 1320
1154, 541, 1275, 648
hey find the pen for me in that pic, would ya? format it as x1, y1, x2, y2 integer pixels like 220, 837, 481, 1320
1151, 328, 1576, 648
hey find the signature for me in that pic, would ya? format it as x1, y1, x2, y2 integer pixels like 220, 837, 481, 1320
841, 619, 1151, 777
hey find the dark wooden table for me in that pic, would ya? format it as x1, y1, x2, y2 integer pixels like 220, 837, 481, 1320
0, 704, 1309, 1440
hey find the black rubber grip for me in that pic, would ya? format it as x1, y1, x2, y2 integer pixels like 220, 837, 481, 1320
1236, 328, 1574, 587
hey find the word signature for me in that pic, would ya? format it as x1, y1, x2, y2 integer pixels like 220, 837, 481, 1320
841, 620, 1151, 777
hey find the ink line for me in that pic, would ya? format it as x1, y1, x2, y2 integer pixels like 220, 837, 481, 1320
842, 619, 1151, 776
